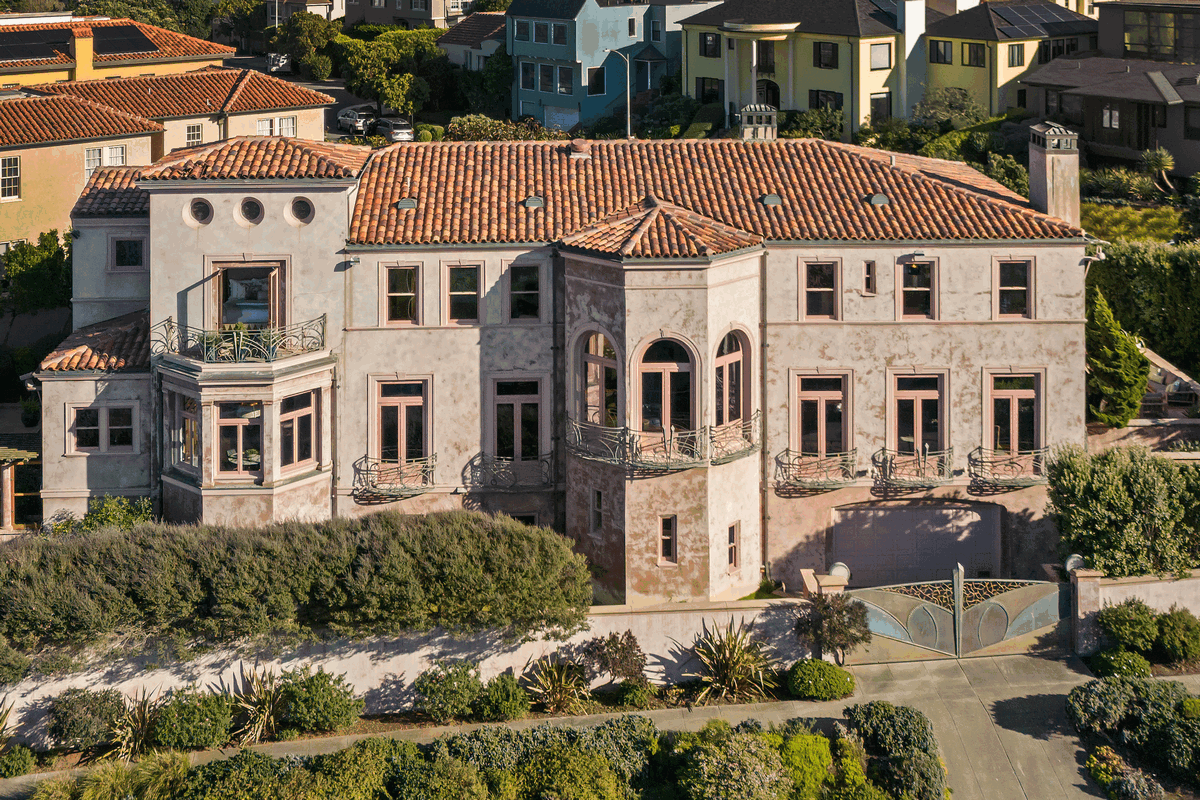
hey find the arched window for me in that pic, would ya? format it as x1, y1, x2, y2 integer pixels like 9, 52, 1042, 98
581, 333, 619, 427
715, 332, 746, 427
640, 339, 693, 433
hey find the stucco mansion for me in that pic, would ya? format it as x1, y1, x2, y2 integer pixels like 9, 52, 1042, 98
36, 130, 1087, 604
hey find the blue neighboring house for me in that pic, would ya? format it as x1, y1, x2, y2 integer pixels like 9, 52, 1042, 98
506, 0, 720, 130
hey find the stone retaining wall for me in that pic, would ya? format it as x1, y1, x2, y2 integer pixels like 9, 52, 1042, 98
1071, 568, 1200, 654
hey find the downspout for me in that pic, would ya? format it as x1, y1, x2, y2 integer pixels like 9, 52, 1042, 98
990, 41, 998, 116
758, 248, 770, 584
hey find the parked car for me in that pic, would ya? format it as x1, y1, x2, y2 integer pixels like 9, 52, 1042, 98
337, 107, 376, 134
372, 117, 415, 142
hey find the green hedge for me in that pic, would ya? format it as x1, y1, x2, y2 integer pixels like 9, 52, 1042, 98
917, 109, 1025, 162
681, 103, 725, 139
0, 510, 592, 653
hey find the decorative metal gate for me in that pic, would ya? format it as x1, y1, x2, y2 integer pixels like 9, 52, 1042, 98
845, 564, 1067, 663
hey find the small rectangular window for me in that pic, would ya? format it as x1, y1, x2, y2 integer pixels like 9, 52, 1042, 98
72, 406, 135, 454
509, 264, 540, 320
515, 19, 530, 40
105, 145, 126, 166
997, 260, 1031, 317
73, 408, 100, 451
0, 156, 18, 200
256, 118, 275, 136
552, 22, 566, 44
863, 261, 877, 295
700, 32, 720, 58
1186, 107, 1200, 140
113, 239, 144, 270
539, 63, 554, 93
901, 262, 935, 319
651, 19, 661, 42
813, 41, 838, 69
870, 42, 891, 70
1102, 103, 1120, 129
279, 391, 316, 470
448, 265, 480, 322
534, 21, 548, 43
869, 91, 890, 123
695, 77, 723, 105
930, 40, 952, 64
278, 116, 297, 137
587, 66, 605, 96
85, 147, 102, 178
1038, 39, 1051, 64
964, 42, 985, 67
557, 65, 573, 95
804, 262, 838, 319
727, 522, 739, 569
592, 489, 603, 530
660, 515, 677, 563
808, 90, 843, 110
521, 61, 536, 90
386, 265, 418, 323
1017, 88, 1027, 109
186, 123, 202, 147
1008, 43, 1024, 67
628, 17, 637, 36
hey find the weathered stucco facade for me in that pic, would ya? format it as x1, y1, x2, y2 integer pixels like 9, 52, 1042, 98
41, 134, 1087, 604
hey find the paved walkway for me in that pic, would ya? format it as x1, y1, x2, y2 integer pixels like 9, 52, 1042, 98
0, 654, 1101, 800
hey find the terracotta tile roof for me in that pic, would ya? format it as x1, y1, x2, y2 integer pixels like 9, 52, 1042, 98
561, 195, 763, 260
30, 67, 334, 120
438, 13, 506, 48
0, 93, 160, 148
39, 310, 149, 373
0, 17, 233, 71
73, 166, 148, 218
349, 139, 1082, 246
848, 146, 1031, 206
140, 136, 371, 180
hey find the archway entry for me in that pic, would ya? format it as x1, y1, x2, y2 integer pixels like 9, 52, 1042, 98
756, 79, 779, 109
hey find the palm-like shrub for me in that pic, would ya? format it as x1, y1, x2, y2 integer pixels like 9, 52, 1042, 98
111, 689, 158, 761
1142, 147, 1176, 193
525, 659, 588, 714
688, 619, 778, 704
228, 664, 284, 745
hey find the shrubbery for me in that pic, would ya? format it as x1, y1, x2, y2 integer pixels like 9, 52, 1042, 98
473, 672, 530, 721
446, 114, 569, 141
794, 594, 872, 663
47, 688, 125, 750
0, 510, 592, 654
1157, 606, 1200, 662
279, 667, 364, 734
151, 688, 233, 750
845, 701, 949, 800
676, 730, 791, 800
0, 635, 28, 685
1091, 648, 1152, 678
681, 103, 725, 139
414, 660, 483, 723
0, 743, 34, 778
786, 659, 855, 700
1099, 599, 1160, 652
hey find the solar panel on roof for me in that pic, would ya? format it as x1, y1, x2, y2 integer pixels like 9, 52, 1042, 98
93, 25, 158, 56
0, 29, 62, 62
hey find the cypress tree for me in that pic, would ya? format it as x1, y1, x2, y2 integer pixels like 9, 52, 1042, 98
1086, 285, 1150, 427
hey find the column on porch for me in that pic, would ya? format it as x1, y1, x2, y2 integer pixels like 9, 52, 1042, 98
750, 39, 758, 108
0, 462, 13, 530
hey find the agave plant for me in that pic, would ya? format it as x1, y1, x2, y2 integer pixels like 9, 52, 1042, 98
226, 663, 283, 745
0, 698, 12, 752
108, 689, 159, 762
524, 659, 588, 715
687, 619, 778, 705
1142, 147, 1176, 193
131, 750, 191, 800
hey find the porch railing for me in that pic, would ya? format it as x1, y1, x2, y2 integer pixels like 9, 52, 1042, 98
568, 417, 765, 470
774, 448, 857, 489
627, 427, 708, 470
967, 447, 1049, 487
352, 455, 436, 499
469, 453, 554, 489
709, 411, 761, 464
154, 316, 326, 363
871, 446, 955, 489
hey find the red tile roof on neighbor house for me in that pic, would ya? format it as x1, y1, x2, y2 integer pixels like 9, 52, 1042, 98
31, 67, 335, 120
0, 17, 233, 71
0, 93, 160, 148
561, 195, 764, 260
39, 310, 149, 373
140, 136, 371, 180
349, 139, 1082, 247
73, 166, 147, 218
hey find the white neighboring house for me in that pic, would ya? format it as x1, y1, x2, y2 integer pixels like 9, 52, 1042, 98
438, 12, 505, 70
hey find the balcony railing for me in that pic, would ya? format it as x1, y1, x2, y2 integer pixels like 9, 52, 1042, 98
774, 448, 857, 490
967, 447, 1049, 487
710, 411, 761, 464
871, 447, 955, 489
154, 316, 326, 364
566, 420, 627, 464
627, 427, 708, 470
352, 455, 436, 499
468, 453, 554, 489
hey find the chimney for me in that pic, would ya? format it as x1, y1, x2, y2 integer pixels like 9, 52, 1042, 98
898, 0, 926, 116
69, 25, 94, 81
1028, 123, 1080, 227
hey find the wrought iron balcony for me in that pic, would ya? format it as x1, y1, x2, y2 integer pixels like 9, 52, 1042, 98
566, 419, 627, 464
871, 447, 954, 489
468, 453, 554, 489
967, 447, 1049, 487
352, 455, 436, 500
154, 316, 326, 364
627, 427, 708, 470
710, 411, 762, 465
774, 448, 857, 490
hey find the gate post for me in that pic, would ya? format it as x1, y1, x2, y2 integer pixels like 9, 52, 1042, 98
952, 563, 965, 658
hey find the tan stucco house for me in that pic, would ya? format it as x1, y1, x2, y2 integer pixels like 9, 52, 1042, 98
39, 130, 1087, 604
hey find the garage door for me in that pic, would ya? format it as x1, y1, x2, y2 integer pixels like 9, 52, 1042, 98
827, 504, 1000, 587
544, 106, 580, 131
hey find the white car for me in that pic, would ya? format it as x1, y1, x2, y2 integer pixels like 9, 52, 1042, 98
373, 118, 415, 142
336, 107, 376, 134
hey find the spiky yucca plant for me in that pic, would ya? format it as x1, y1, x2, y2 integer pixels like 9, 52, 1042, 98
524, 660, 588, 714
131, 750, 191, 800
227, 664, 284, 745
1142, 147, 1176, 193
108, 689, 158, 762
0, 699, 12, 752
688, 619, 778, 704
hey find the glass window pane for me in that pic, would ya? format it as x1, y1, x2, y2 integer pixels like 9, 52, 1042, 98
727, 361, 741, 422
807, 263, 835, 289
77, 428, 100, 449
825, 400, 844, 454
449, 266, 478, 293
999, 289, 1028, 316
994, 376, 1036, 391
389, 267, 414, 293
671, 371, 691, 430
381, 383, 423, 398
511, 265, 538, 292
897, 398, 915, 454
381, 406, 399, 461
903, 264, 931, 288
297, 413, 313, 462
644, 340, 689, 363
497, 403, 515, 459
497, 380, 539, 395
450, 295, 478, 320
800, 399, 819, 453
511, 295, 539, 319
994, 397, 1011, 451
281, 418, 295, 466
76, 409, 99, 428
807, 290, 835, 318
405, 406, 424, 460
281, 393, 312, 414
801, 377, 842, 393
921, 398, 940, 450
897, 376, 939, 392
1017, 397, 1036, 451
715, 364, 725, 426
999, 262, 1028, 287
521, 402, 539, 459
108, 408, 132, 428
108, 426, 132, 449
604, 366, 618, 426
642, 372, 663, 431
219, 425, 238, 471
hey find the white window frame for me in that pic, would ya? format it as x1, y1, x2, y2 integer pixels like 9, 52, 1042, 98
257, 118, 275, 136
85, 147, 103, 178
186, 123, 203, 147
2, 155, 21, 200
278, 116, 297, 137
104, 145, 126, 167
66, 403, 139, 456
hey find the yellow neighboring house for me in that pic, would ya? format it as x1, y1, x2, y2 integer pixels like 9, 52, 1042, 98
924, 0, 1097, 115
0, 93, 160, 249
0, 12, 233, 89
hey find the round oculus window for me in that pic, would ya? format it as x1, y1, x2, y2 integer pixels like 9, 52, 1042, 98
291, 197, 314, 223
190, 199, 213, 223
240, 198, 264, 224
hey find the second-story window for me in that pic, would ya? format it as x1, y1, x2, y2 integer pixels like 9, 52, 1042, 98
714, 332, 745, 427
628, 17, 636, 36
930, 40, 952, 64
651, 19, 661, 42
758, 40, 775, 72
814, 41, 838, 69
521, 62, 536, 90
659, 515, 677, 564
557, 65, 573, 94
539, 63, 554, 93
112, 238, 145, 272
863, 261, 877, 295
991, 375, 1039, 452
169, 393, 199, 471
379, 382, 426, 463
582, 333, 619, 426
640, 339, 693, 434
0, 156, 17, 200
448, 264, 481, 323
534, 21, 548, 43
804, 262, 839, 319
895, 376, 943, 455
186, 123, 203, 147
515, 19, 530, 40
797, 376, 846, 456
997, 260, 1032, 318
509, 264, 540, 320
700, 32, 720, 58
72, 406, 134, 454
1008, 43, 1024, 67
552, 22, 566, 44
386, 265, 418, 323
900, 262, 936, 319
587, 66, 605, 95
1102, 103, 1120, 129
963, 42, 985, 67
870, 42, 891, 69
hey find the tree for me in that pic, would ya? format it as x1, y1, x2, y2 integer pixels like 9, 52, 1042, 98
1086, 285, 1150, 428
981, 152, 1029, 197
214, 0, 267, 50
340, 37, 432, 116
476, 43, 513, 114
911, 87, 988, 133
2, 230, 71, 315
1047, 444, 1195, 577
472, 0, 512, 11
269, 11, 340, 70
794, 593, 872, 664
1141, 147, 1176, 193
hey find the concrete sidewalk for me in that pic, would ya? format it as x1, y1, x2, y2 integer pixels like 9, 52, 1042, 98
0, 654, 1101, 800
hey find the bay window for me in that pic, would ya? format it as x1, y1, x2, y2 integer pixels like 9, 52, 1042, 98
218, 402, 263, 476
279, 391, 316, 470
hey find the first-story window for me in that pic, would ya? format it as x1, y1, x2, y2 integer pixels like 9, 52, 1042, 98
280, 391, 316, 470
170, 394, 200, 470
695, 77, 723, 105
1186, 107, 1200, 140
539, 63, 554, 93
379, 382, 426, 462
660, 515, 677, 563
991, 375, 1038, 452
72, 406, 134, 454
386, 265, 418, 323
112, 238, 145, 271
808, 90, 843, 110
797, 376, 846, 455
218, 402, 263, 476
869, 92, 891, 123
186, 123, 202, 147
728, 522, 740, 569
495, 380, 540, 461
521, 62, 536, 90
1102, 102, 1119, 129
895, 375, 942, 454
557, 66, 573, 95
0, 156, 18, 200
587, 66, 606, 96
